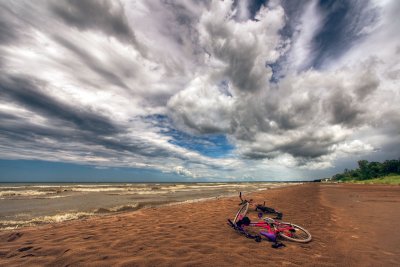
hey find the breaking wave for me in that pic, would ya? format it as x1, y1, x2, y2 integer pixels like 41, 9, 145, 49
0, 190, 55, 198
93, 203, 141, 214
0, 203, 141, 230
0, 212, 94, 231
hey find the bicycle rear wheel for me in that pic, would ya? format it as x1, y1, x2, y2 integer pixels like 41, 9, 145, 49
233, 203, 249, 224
277, 222, 312, 243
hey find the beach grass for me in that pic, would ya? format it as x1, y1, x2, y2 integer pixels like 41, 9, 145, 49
345, 175, 400, 185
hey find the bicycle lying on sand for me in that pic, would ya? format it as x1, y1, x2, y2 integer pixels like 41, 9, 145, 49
227, 192, 312, 247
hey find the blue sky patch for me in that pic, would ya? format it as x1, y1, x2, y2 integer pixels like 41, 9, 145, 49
0, 159, 187, 182
145, 114, 234, 158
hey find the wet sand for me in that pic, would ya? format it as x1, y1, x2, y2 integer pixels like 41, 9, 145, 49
1, 183, 399, 266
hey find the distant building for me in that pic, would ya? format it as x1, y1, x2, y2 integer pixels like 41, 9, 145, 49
312, 178, 332, 183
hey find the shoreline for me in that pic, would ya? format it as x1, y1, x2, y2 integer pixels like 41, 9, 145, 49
0, 182, 299, 231
1, 183, 399, 266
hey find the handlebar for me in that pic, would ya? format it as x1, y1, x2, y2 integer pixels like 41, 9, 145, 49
238, 192, 253, 205
239, 192, 283, 220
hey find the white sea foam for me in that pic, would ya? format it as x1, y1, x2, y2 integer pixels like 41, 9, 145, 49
94, 203, 140, 213
69, 187, 130, 192
0, 211, 94, 230
34, 195, 72, 199
165, 196, 219, 206
0, 190, 55, 197
0, 203, 143, 230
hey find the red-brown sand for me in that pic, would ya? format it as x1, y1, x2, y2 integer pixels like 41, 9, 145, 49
1, 184, 399, 266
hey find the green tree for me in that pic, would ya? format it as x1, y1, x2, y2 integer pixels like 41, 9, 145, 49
368, 161, 383, 178
358, 160, 370, 180
331, 159, 400, 181
383, 159, 400, 174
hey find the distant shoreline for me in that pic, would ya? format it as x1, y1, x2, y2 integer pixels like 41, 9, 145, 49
0, 181, 307, 184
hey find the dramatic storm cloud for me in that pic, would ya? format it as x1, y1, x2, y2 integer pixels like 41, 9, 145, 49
0, 0, 399, 181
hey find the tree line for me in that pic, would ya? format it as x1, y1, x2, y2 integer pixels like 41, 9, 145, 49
332, 159, 400, 181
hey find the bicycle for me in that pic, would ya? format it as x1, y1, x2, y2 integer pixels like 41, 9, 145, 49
228, 192, 312, 244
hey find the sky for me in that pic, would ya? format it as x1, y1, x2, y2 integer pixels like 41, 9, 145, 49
0, 0, 399, 182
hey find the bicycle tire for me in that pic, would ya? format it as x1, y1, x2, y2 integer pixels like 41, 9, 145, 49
277, 222, 312, 243
233, 203, 249, 224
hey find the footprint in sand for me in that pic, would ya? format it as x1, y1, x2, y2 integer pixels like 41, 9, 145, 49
21, 253, 35, 258
7, 232, 23, 242
18, 246, 33, 252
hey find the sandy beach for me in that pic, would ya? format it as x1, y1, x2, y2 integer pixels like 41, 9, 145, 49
1, 183, 399, 266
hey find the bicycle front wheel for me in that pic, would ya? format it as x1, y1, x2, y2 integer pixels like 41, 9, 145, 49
233, 203, 249, 224
277, 222, 312, 243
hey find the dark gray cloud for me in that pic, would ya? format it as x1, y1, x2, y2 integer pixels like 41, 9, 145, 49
280, 0, 307, 38
354, 71, 380, 100
244, 137, 333, 159
0, 114, 170, 161
0, 119, 71, 144
53, 35, 131, 91
49, 0, 145, 53
326, 92, 361, 126
0, 74, 118, 135
50, 0, 132, 41
160, 1, 199, 43
0, 4, 22, 45
0, 72, 215, 172
311, 0, 377, 68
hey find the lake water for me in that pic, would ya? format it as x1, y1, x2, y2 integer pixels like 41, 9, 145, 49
0, 182, 294, 230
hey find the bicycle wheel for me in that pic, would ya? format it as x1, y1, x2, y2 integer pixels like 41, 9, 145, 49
277, 222, 312, 243
233, 203, 249, 224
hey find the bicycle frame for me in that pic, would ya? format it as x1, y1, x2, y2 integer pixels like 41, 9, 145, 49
237, 215, 297, 241
250, 219, 294, 234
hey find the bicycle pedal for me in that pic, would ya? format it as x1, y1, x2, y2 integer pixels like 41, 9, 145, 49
272, 242, 285, 249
